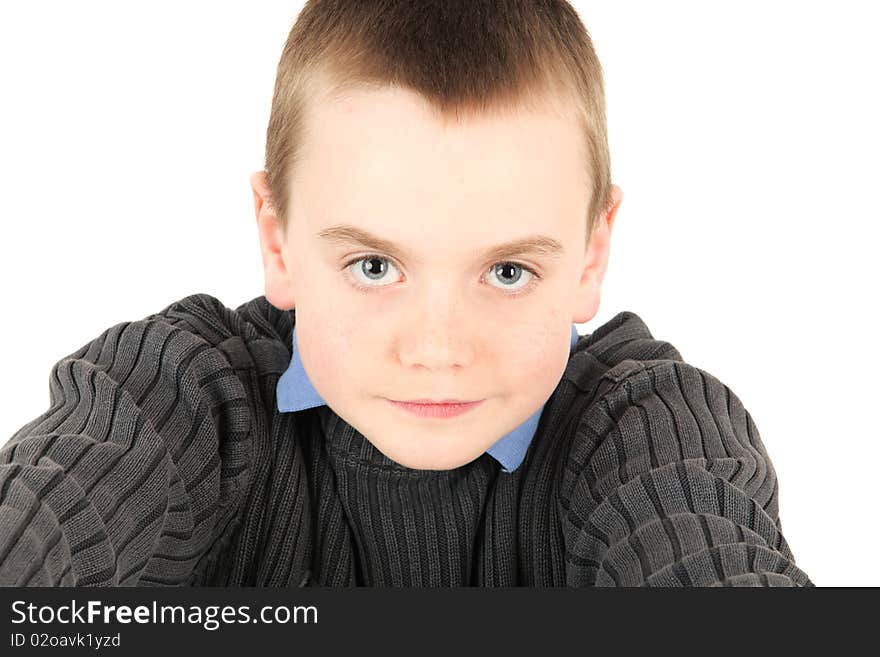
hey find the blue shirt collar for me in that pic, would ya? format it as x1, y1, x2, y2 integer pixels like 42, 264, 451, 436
277, 324, 580, 473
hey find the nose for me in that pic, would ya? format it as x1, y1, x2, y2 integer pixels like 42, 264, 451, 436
398, 288, 475, 370
397, 331, 475, 371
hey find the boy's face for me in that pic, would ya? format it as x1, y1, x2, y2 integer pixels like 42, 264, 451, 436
253, 84, 622, 470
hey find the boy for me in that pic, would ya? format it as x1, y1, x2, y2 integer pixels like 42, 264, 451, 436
0, 0, 813, 586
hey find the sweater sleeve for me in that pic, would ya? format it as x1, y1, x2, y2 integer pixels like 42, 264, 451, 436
559, 359, 814, 587
0, 298, 253, 586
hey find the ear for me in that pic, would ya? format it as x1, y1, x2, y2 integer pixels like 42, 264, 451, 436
250, 170, 296, 310
571, 184, 623, 324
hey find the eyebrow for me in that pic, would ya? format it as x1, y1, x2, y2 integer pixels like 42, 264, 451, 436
315, 224, 565, 262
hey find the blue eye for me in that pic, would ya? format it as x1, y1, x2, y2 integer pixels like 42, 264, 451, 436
341, 255, 541, 298
347, 255, 401, 286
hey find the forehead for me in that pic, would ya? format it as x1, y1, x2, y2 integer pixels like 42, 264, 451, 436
299, 84, 587, 184
292, 85, 590, 246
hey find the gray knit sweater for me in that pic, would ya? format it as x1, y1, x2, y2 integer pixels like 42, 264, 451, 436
0, 293, 814, 586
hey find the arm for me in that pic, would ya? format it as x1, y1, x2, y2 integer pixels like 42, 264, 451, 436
560, 360, 814, 587
0, 301, 253, 586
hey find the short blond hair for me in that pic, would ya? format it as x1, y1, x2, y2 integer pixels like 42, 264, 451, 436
263, 0, 612, 248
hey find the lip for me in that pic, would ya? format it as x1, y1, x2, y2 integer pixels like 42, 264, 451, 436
387, 398, 485, 419
398, 398, 477, 404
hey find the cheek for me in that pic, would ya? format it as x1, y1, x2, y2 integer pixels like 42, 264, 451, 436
522, 341, 565, 383
296, 315, 360, 400
500, 324, 568, 389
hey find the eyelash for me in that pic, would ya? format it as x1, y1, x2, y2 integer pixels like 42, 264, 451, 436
341, 253, 543, 299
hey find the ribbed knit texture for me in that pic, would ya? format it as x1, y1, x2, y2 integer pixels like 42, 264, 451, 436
0, 293, 814, 586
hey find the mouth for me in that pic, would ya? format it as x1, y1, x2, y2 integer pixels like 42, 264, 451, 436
386, 398, 486, 419
396, 398, 479, 404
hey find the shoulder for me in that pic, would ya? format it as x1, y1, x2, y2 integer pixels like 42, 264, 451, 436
564, 310, 683, 393
562, 310, 781, 521
0, 292, 285, 585
140, 292, 294, 376
578, 356, 761, 454
569, 311, 756, 459
555, 353, 813, 586
564, 355, 774, 504
142, 292, 288, 345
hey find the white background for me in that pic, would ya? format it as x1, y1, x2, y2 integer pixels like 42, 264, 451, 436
1, 1, 877, 586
